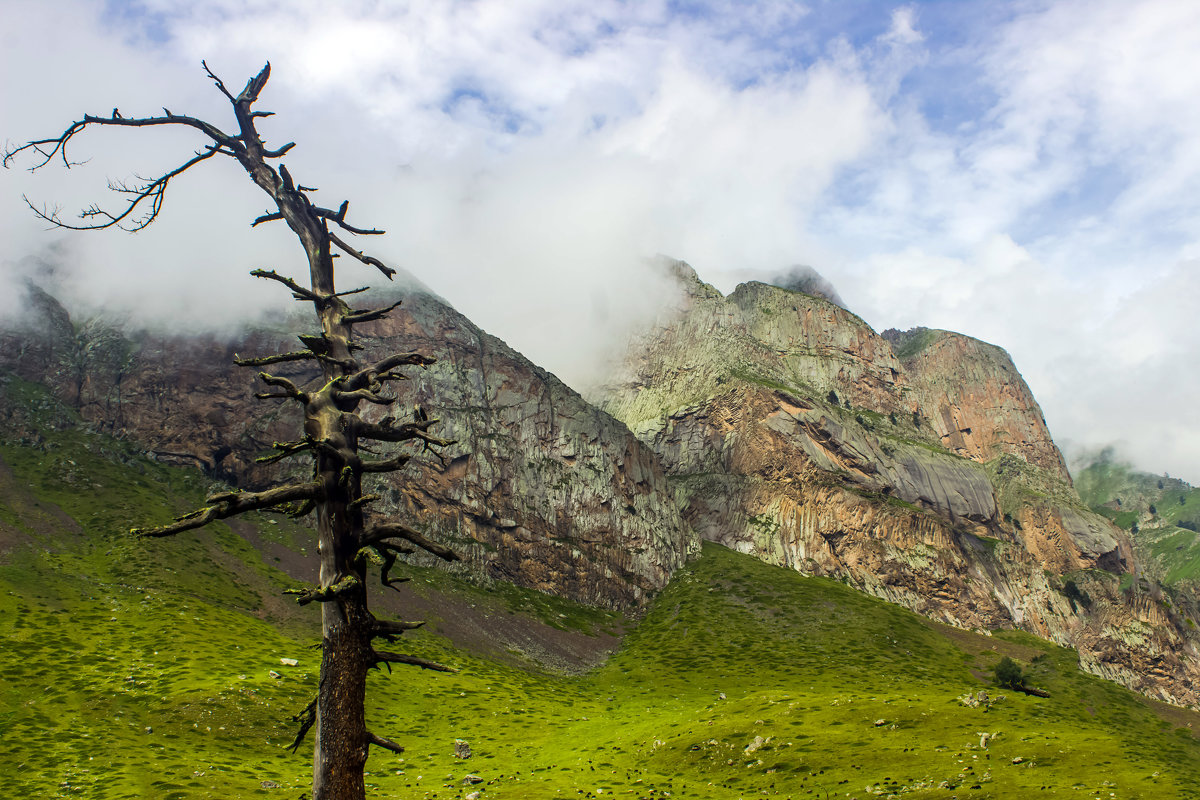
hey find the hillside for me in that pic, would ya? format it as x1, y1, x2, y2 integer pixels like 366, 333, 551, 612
0, 280, 696, 610
3, 265, 1199, 711
594, 259, 1200, 706
2, 400, 1198, 799
1074, 451, 1200, 588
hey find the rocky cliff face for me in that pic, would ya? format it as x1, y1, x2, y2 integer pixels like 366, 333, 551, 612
5, 263, 1198, 707
0, 282, 697, 609
595, 260, 1200, 706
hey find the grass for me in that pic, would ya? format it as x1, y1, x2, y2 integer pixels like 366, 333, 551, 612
1073, 454, 1200, 586
891, 328, 941, 361
3, 388, 1200, 798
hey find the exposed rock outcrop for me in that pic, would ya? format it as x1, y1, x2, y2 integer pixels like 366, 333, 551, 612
0, 281, 696, 609
595, 259, 1199, 706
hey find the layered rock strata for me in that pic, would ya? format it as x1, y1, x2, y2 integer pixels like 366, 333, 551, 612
0, 282, 696, 609
596, 260, 1199, 706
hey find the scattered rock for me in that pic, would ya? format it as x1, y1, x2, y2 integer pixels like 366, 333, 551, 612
454, 739, 472, 759
1011, 757, 1024, 765
744, 735, 767, 754
269, 670, 282, 679
260, 780, 279, 789
958, 690, 1003, 709
466, 793, 481, 800
874, 719, 888, 727
280, 658, 299, 667
462, 774, 483, 785
978, 732, 996, 749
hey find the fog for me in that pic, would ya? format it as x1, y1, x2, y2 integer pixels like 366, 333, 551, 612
3, 0, 1198, 483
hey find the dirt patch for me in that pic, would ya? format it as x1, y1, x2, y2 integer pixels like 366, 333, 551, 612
236, 519, 623, 674
0, 452, 83, 561
925, 618, 1044, 661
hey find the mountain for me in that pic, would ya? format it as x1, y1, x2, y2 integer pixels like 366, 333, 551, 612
1074, 449, 1200, 588
0, 281, 696, 610
3, 405, 1197, 797
3, 263, 1198, 709
593, 259, 1199, 706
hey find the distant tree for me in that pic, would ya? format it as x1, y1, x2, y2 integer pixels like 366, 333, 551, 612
1061, 578, 1090, 611
1149, 505, 1157, 515
5, 63, 459, 800
827, 390, 839, 405
993, 656, 1024, 690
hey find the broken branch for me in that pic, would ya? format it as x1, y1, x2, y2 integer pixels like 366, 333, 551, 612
343, 300, 404, 326
373, 650, 456, 673
360, 453, 412, 473
329, 232, 396, 280
259, 372, 308, 401
288, 695, 318, 753
133, 481, 322, 537
367, 732, 405, 755
285, 574, 361, 606
249, 268, 320, 302
344, 352, 435, 390
362, 522, 459, 562
234, 350, 318, 367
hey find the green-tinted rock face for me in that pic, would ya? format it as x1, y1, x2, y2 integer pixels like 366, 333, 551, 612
594, 260, 1199, 707
0, 283, 697, 610
1074, 452, 1200, 588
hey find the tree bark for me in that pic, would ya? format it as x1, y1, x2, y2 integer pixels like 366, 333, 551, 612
5, 62, 459, 800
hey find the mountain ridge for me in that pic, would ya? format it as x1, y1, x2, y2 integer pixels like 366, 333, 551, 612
2, 263, 1198, 707
594, 259, 1197, 706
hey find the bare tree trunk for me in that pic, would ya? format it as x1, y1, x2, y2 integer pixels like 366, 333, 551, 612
6, 62, 460, 800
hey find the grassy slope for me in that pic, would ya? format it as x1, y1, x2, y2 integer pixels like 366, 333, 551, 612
2, 398, 1199, 797
1075, 457, 1200, 586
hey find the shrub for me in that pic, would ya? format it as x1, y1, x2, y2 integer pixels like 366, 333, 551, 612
1061, 578, 1091, 610
994, 656, 1025, 690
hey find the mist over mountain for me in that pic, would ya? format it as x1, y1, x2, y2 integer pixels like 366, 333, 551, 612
4, 259, 1198, 709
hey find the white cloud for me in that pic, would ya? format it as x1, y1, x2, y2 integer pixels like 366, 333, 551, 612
2, 0, 1198, 482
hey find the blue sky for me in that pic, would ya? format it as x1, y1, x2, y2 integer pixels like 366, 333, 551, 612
3, 0, 1199, 483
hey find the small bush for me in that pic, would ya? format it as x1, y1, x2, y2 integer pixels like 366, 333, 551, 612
1061, 578, 1091, 611
994, 656, 1025, 690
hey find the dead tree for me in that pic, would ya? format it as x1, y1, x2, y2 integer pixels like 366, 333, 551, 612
5, 63, 458, 800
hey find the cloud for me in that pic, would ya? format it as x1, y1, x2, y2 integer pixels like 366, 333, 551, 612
2, 0, 1198, 482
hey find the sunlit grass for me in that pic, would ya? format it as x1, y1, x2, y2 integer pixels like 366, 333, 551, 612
2, 409, 1198, 798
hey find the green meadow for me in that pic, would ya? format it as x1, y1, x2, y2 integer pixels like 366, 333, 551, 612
1, 394, 1198, 798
